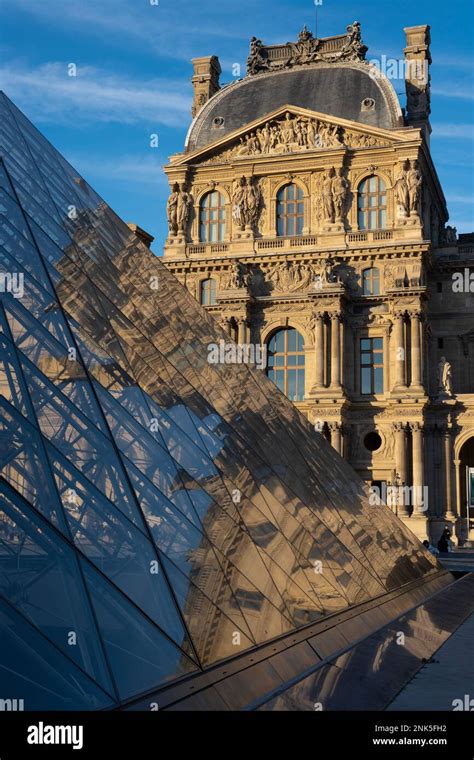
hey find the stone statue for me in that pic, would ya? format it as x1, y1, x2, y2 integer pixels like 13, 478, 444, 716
177, 183, 193, 234
247, 36, 269, 75
441, 225, 457, 245
321, 167, 336, 222
393, 160, 410, 216
341, 21, 368, 60
232, 177, 248, 230
166, 182, 180, 235
288, 26, 318, 66
228, 261, 247, 289
437, 356, 453, 396
332, 168, 350, 223
407, 159, 422, 216
246, 176, 263, 229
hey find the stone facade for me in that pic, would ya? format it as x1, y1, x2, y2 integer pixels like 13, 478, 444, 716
162, 23, 474, 546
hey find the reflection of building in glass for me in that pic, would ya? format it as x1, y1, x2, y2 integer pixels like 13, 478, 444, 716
163, 24, 474, 547
0, 88, 449, 711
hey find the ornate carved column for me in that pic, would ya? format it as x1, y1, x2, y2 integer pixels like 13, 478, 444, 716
443, 426, 456, 521
329, 422, 342, 455
410, 422, 425, 514
237, 317, 247, 344
330, 313, 341, 390
392, 310, 406, 391
424, 424, 437, 516
393, 422, 409, 515
410, 311, 423, 390
314, 312, 325, 389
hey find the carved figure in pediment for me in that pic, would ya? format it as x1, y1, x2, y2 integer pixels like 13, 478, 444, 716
280, 112, 296, 149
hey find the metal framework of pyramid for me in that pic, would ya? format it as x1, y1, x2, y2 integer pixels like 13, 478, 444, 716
0, 92, 439, 709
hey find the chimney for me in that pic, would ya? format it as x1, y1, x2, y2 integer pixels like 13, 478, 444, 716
191, 56, 221, 119
403, 25, 432, 145
127, 223, 154, 249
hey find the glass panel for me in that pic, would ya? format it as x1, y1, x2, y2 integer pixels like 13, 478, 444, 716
361, 367, 371, 394
0, 488, 114, 694
374, 367, 384, 393
80, 559, 198, 701
0, 597, 114, 710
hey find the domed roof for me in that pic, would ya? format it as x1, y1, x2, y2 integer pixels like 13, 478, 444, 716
186, 63, 403, 152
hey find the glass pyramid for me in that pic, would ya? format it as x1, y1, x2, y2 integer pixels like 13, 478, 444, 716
0, 91, 438, 709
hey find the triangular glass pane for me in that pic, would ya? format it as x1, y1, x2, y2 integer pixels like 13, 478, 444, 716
80, 559, 199, 701
0, 486, 115, 695
0, 596, 114, 710
47, 445, 194, 653
0, 398, 67, 532
160, 554, 255, 666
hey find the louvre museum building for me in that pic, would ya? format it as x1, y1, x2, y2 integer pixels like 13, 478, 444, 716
0, 21, 473, 713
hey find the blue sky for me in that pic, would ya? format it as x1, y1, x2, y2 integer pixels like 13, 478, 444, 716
1, 0, 473, 254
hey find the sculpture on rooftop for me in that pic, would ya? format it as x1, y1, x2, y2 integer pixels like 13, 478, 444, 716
246, 22, 368, 75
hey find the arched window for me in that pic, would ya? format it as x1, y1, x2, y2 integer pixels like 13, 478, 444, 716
200, 278, 216, 305
276, 184, 304, 237
362, 268, 380, 295
267, 328, 305, 401
199, 191, 226, 242
357, 176, 387, 230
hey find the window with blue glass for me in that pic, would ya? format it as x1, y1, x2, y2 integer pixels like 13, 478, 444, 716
200, 278, 216, 305
276, 184, 304, 237
357, 176, 387, 230
199, 191, 225, 242
267, 328, 305, 401
362, 267, 380, 295
360, 337, 384, 394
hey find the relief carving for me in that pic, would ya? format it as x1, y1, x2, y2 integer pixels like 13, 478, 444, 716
231, 176, 264, 231
316, 167, 351, 227
167, 182, 193, 237
199, 115, 389, 166
394, 159, 422, 221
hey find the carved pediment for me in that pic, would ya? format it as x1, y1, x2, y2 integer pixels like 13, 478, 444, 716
171, 106, 412, 168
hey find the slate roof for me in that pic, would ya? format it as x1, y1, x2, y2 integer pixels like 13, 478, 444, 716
186, 64, 403, 152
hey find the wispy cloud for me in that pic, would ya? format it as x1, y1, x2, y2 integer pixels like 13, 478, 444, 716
0, 0, 249, 61
446, 194, 474, 204
66, 153, 168, 190
0, 61, 191, 127
432, 124, 474, 139
432, 84, 474, 101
